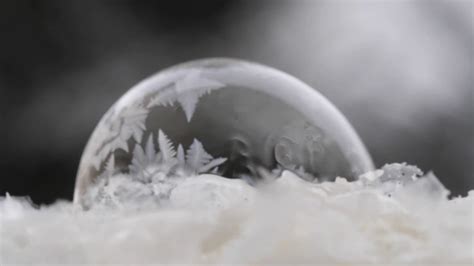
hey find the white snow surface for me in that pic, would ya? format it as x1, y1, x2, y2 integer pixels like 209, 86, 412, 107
1, 164, 473, 265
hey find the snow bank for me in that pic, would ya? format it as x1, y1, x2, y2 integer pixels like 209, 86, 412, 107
1, 164, 473, 265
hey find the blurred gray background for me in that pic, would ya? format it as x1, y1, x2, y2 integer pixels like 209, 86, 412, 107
1, 0, 473, 204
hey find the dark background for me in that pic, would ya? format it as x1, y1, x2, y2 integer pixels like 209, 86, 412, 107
1, 0, 472, 204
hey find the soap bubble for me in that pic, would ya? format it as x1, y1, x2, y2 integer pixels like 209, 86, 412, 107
74, 58, 373, 205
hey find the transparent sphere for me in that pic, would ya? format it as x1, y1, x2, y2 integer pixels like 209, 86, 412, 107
74, 58, 373, 205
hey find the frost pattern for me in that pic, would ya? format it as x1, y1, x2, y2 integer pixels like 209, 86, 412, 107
85, 71, 224, 173
158, 129, 177, 164
148, 70, 225, 122
84, 129, 228, 208
186, 139, 214, 171
89, 103, 148, 169
129, 135, 163, 183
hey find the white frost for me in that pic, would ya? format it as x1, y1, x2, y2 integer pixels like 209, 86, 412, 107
1, 164, 473, 265
147, 70, 225, 122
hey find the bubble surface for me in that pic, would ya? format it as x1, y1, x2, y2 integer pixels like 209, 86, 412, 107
74, 58, 373, 206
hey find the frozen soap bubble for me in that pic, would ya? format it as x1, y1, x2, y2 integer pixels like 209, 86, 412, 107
74, 58, 374, 206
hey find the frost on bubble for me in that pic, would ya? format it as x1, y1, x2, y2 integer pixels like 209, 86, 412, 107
147, 70, 225, 122
82, 70, 225, 175
86, 103, 149, 170
82, 129, 227, 209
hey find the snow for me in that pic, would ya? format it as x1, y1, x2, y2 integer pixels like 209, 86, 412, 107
1, 164, 473, 265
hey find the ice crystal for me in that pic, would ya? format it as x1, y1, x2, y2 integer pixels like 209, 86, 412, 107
157, 130, 176, 163
83, 129, 228, 207
89, 103, 149, 169
148, 70, 225, 122
129, 135, 162, 182
129, 129, 228, 183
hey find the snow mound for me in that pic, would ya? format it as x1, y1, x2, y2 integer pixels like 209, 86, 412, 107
1, 164, 473, 265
